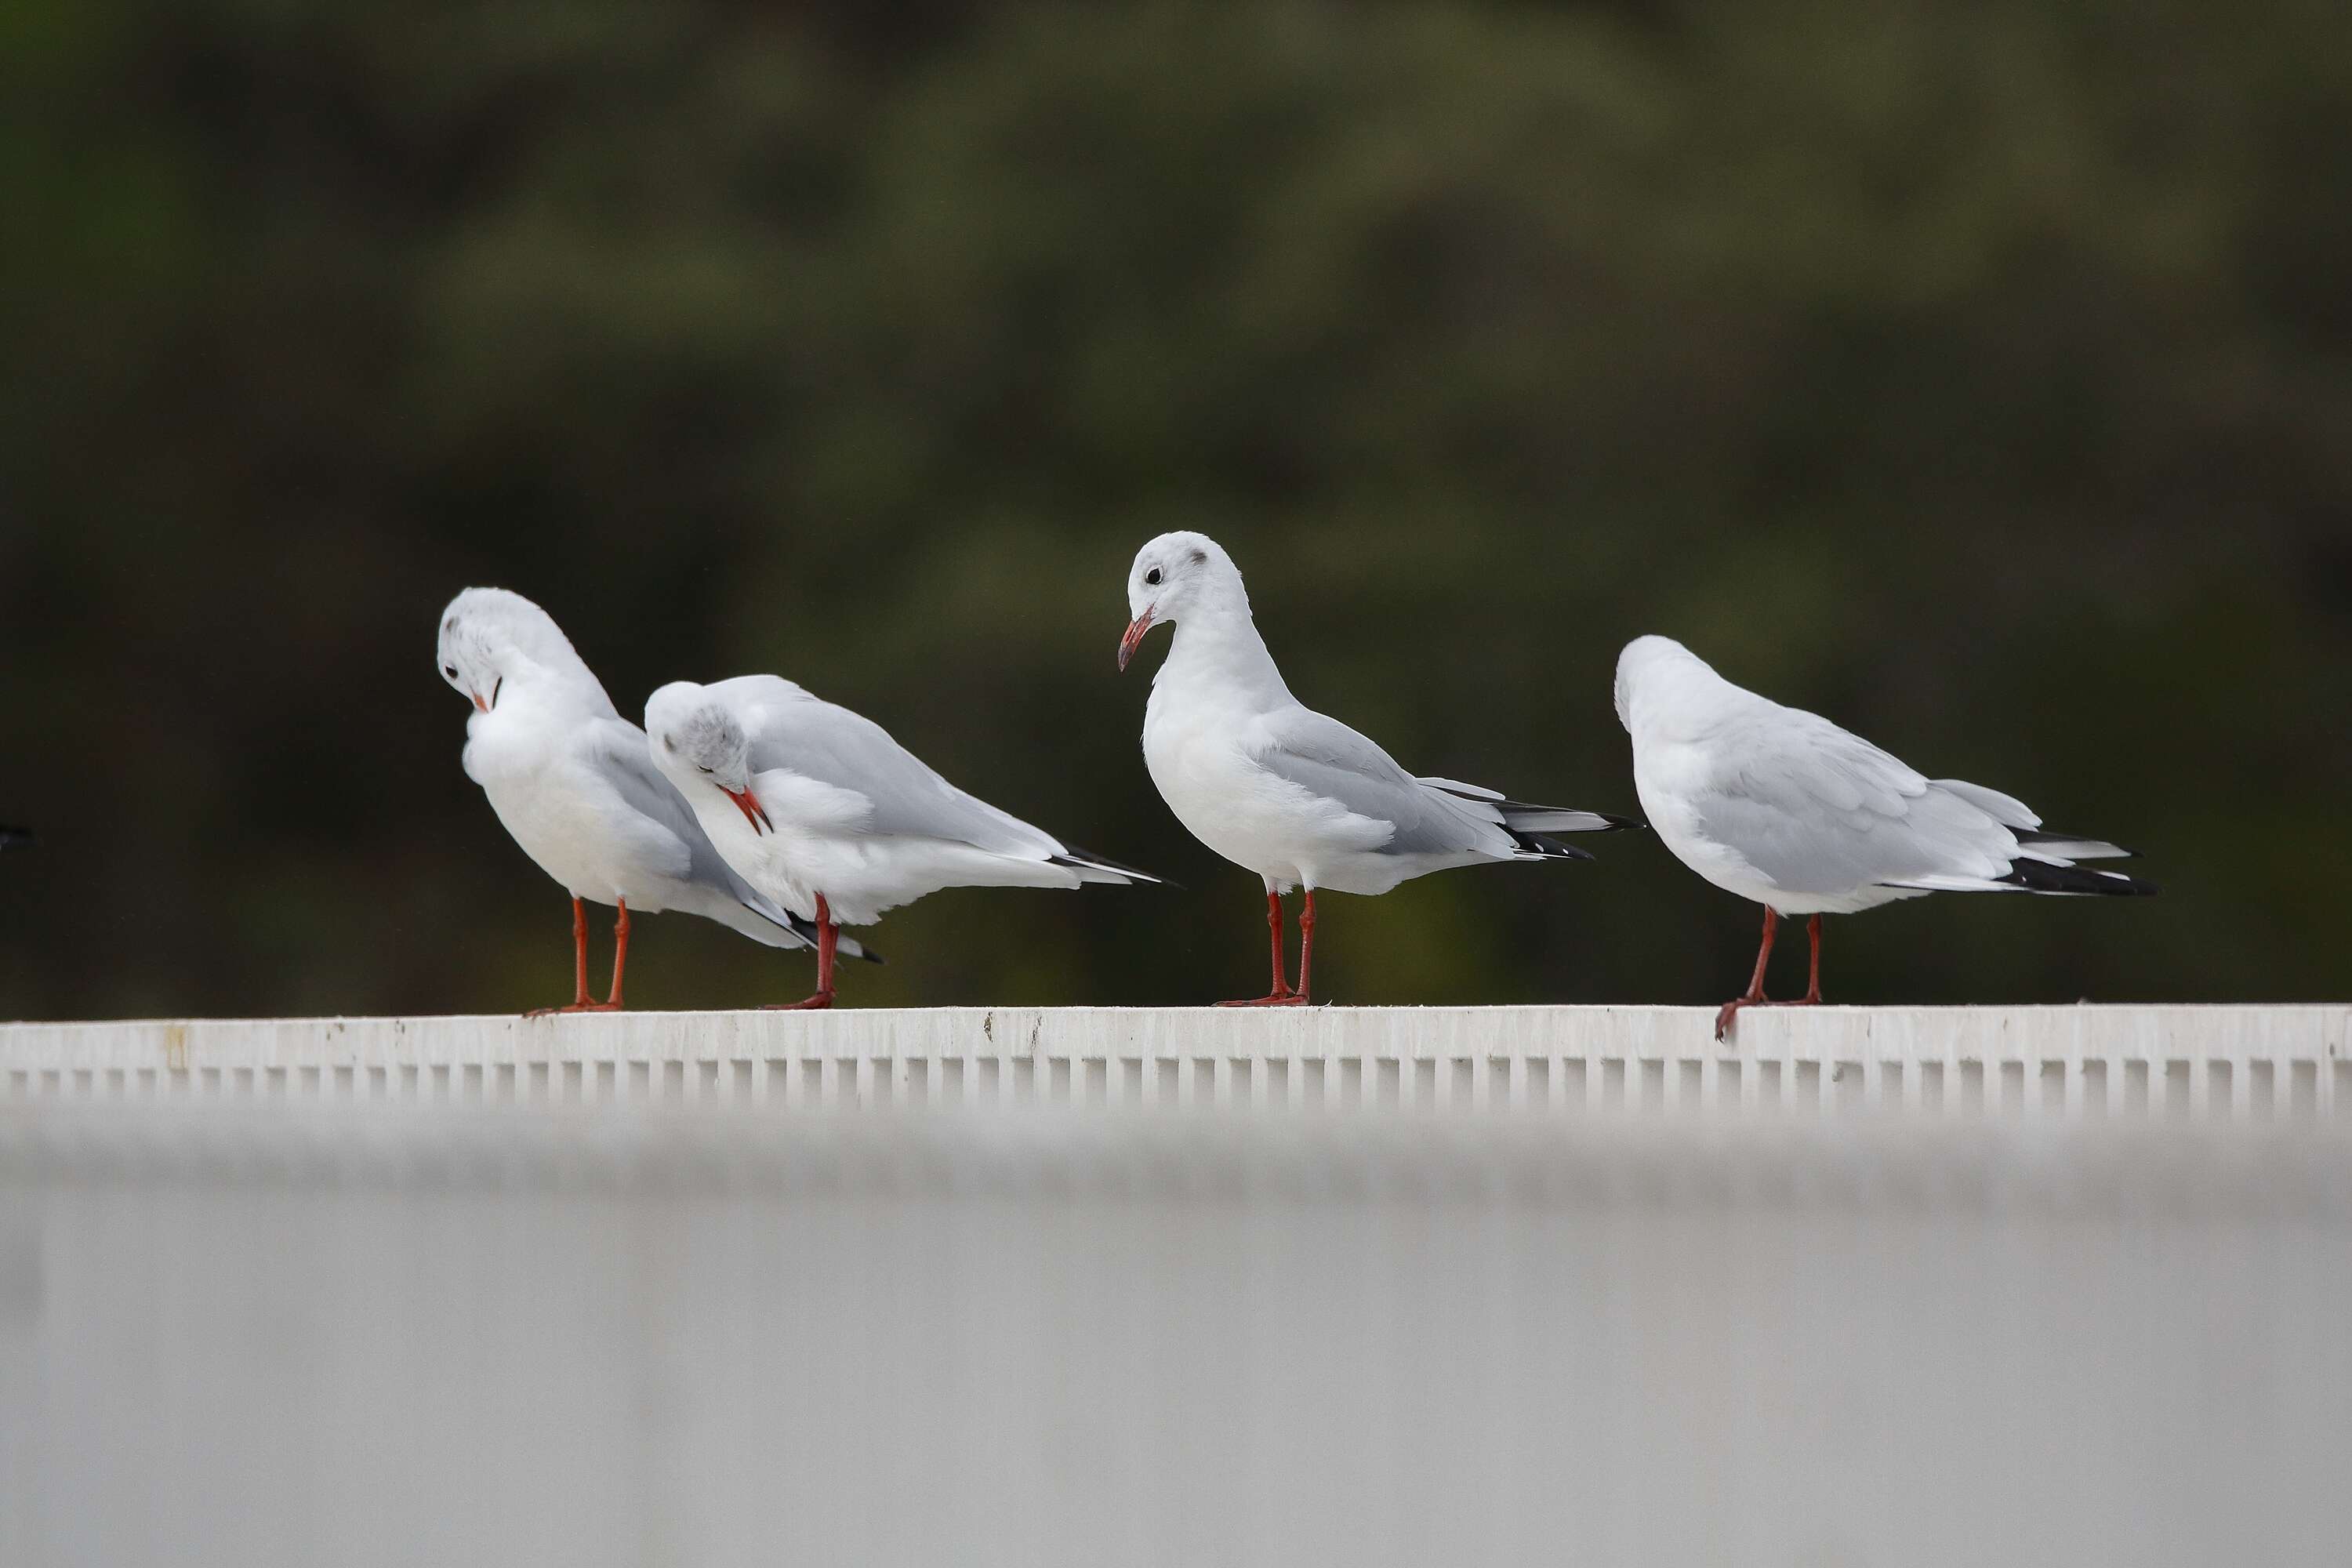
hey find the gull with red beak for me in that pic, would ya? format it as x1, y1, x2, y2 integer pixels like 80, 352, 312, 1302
1119, 532, 1640, 1005
436, 588, 861, 1014
646, 675, 1158, 1009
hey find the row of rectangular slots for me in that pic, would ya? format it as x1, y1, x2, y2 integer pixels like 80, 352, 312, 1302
2, 1054, 2339, 1116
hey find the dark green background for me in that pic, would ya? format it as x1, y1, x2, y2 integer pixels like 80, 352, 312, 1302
5, 1, 2347, 1018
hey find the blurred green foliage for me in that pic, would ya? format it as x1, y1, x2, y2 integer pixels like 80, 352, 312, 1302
3, 0, 2348, 1018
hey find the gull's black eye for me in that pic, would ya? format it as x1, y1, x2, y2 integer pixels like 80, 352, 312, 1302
442, 665, 458, 679
1144, 566, 1162, 586
697, 765, 713, 774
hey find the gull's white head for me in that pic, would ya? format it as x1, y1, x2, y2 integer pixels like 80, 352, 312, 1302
1613, 635, 1706, 731
645, 682, 773, 835
436, 588, 590, 714
1117, 531, 1247, 672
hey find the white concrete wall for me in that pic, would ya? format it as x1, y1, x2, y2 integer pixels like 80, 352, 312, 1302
5, 1004, 2348, 1116
2, 1106, 2347, 1567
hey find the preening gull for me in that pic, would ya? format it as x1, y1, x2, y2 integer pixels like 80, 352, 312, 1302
646, 674, 1156, 1009
437, 589, 861, 1014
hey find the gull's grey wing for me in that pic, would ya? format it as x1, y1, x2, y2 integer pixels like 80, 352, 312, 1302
731, 677, 1067, 858
1688, 706, 2030, 894
582, 717, 817, 949
1252, 708, 1519, 858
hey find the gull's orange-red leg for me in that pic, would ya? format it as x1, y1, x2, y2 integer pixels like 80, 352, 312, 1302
1715, 909, 1825, 1041
764, 894, 838, 1011
604, 898, 630, 1007
525, 896, 602, 1017
1294, 890, 1316, 1003
572, 897, 590, 1004
1218, 888, 1305, 1007
1714, 906, 1779, 1041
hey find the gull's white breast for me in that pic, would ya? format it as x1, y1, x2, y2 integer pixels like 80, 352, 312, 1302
465, 706, 686, 906
1628, 729, 1783, 909
1143, 685, 1385, 892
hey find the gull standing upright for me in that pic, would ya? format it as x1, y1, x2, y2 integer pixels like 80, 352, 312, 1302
1614, 635, 2158, 1040
437, 589, 862, 1014
1117, 532, 1640, 1005
646, 675, 1159, 1009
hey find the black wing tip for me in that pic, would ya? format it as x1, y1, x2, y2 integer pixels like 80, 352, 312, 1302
1997, 862, 2161, 897
821, 928, 885, 964
1051, 847, 1173, 887
1508, 829, 1595, 862
1490, 799, 1646, 833
1428, 786, 1645, 835
781, 913, 887, 964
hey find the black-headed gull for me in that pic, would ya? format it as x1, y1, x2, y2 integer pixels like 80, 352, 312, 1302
645, 675, 1158, 1009
437, 589, 862, 1014
1614, 635, 2157, 1040
1117, 532, 1640, 1006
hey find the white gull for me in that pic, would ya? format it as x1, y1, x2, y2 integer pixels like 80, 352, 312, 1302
1614, 634, 2155, 1040
645, 673, 1155, 1008
1118, 532, 1638, 1005
437, 588, 858, 1014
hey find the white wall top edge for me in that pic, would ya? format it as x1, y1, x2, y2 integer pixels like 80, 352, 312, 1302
3, 1004, 2347, 1070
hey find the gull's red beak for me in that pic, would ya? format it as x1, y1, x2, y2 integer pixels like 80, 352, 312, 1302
470, 691, 490, 713
1117, 608, 1156, 673
721, 786, 774, 835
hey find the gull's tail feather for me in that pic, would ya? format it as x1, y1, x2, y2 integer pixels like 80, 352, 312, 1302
2013, 827, 2135, 862
1049, 845, 1168, 887
1420, 779, 1644, 835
